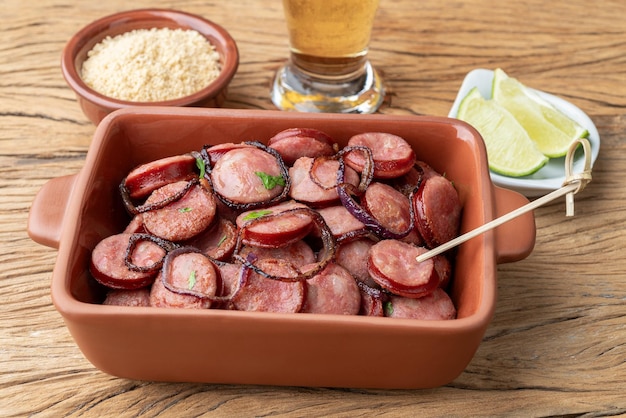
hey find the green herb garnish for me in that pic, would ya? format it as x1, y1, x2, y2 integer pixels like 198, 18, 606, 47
188, 270, 197, 290
383, 300, 394, 317
217, 235, 227, 247
242, 209, 272, 221
196, 157, 206, 179
255, 171, 286, 190
179, 207, 193, 213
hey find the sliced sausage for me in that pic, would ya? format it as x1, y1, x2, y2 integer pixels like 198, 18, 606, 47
400, 229, 424, 246
362, 182, 413, 237
345, 132, 416, 179
415, 160, 440, 182
315, 205, 367, 241
389, 166, 422, 197
214, 262, 246, 304
214, 197, 241, 224
232, 259, 305, 313
413, 174, 462, 248
384, 288, 457, 320
335, 238, 378, 288
301, 263, 361, 315
96, 133, 462, 318
434, 254, 452, 290
150, 251, 219, 309
102, 288, 151, 307
288, 157, 360, 207
359, 289, 385, 317
188, 217, 237, 261
210, 147, 285, 205
368, 239, 440, 298
123, 154, 198, 199
123, 214, 145, 234
236, 200, 313, 248
90, 233, 165, 290
143, 180, 217, 242
268, 127, 336, 166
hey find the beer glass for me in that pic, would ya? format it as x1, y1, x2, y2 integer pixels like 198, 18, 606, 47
271, 0, 385, 113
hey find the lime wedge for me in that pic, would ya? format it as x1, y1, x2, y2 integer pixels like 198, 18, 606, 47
457, 87, 549, 177
492, 68, 588, 158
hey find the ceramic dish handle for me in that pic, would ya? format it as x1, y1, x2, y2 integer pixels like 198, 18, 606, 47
27, 174, 78, 249
493, 186, 536, 264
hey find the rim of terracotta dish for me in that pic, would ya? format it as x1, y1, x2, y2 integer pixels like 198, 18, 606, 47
50, 107, 499, 332
60, 8, 239, 110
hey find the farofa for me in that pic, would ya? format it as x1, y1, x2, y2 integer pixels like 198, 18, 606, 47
81, 27, 222, 102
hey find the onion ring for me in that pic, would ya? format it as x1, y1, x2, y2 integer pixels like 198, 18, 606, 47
124, 233, 178, 273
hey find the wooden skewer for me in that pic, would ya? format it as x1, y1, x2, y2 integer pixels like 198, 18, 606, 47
416, 137, 593, 263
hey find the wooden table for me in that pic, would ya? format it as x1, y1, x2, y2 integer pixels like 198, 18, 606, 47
2, 0, 625, 416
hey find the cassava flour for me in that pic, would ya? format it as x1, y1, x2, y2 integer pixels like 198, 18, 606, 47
81, 27, 222, 102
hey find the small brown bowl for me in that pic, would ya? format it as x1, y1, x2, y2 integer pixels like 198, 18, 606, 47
28, 108, 535, 389
61, 9, 239, 125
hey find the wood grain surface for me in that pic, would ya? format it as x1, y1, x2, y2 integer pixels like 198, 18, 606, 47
1, 0, 625, 416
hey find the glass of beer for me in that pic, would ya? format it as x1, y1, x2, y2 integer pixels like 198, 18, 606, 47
271, 0, 385, 113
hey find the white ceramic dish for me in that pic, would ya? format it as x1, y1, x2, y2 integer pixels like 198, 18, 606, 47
448, 69, 600, 197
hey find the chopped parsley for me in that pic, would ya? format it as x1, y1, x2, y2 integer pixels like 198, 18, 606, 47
242, 209, 272, 221
179, 207, 193, 213
383, 300, 394, 317
217, 235, 227, 247
188, 270, 197, 290
255, 171, 285, 190
196, 157, 206, 179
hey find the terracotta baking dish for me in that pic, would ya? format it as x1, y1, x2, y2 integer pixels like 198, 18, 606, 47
28, 108, 535, 389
